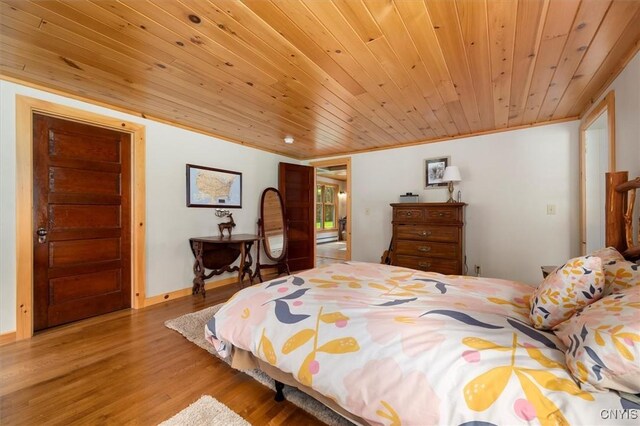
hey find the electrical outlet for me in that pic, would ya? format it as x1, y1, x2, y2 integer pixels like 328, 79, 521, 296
547, 204, 556, 215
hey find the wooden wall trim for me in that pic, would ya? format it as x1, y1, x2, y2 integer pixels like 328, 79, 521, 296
14, 95, 146, 339
0, 332, 17, 347
606, 171, 629, 252
580, 91, 616, 169
132, 127, 146, 308
579, 91, 616, 255
143, 276, 238, 307
15, 96, 33, 340
309, 157, 352, 262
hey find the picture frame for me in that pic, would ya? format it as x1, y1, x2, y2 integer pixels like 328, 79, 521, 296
424, 156, 450, 189
186, 164, 242, 208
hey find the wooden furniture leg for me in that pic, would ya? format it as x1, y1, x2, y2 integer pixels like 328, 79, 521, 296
238, 241, 256, 287
191, 240, 206, 298
189, 235, 261, 296
274, 380, 285, 402
238, 242, 246, 287
254, 238, 264, 283
243, 241, 255, 285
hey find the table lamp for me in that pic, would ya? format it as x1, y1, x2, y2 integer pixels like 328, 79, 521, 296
442, 166, 461, 203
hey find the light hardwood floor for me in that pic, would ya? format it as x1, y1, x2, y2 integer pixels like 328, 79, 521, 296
316, 242, 347, 267
0, 283, 325, 425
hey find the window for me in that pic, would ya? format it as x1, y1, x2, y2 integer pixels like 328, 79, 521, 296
316, 184, 337, 230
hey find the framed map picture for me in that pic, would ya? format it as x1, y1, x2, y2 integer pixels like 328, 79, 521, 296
186, 164, 242, 208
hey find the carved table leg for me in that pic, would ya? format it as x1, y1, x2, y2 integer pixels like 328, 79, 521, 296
191, 240, 206, 298
238, 241, 256, 287
253, 239, 263, 283
244, 241, 255, 285
238, 242, 246, 288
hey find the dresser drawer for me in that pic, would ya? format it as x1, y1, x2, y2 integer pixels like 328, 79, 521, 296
395, 255, 460, 275
394, 208, 423, 221
395, 240, 458, 258
395, 224, 458, 242
424, 206, 459, 222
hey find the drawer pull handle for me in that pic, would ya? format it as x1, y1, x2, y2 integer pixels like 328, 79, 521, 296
418, 231, 432, 237
418, 262, 431, 269
406, 212, 412, 217
438, 212, 445, 217
418, 246, 431, 252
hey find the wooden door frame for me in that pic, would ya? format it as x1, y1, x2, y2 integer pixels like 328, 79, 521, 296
15, 95, 146, 340
579, 90, 615, 255
309, 157, 352, 264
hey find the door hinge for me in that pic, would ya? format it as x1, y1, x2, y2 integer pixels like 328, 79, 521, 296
48, 130, 55, 155
48, 169, 55, 190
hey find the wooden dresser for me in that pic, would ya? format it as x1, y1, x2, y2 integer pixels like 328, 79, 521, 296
390, 203, 466, 275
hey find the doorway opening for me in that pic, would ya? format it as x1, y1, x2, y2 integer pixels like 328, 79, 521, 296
310, 158, 351, 267
579, 91, 615, 255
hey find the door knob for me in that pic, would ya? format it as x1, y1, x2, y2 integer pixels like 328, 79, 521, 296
36, 227, 48, 243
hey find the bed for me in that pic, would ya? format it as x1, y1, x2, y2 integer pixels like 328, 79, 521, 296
204, 172, 640, 425
205, 260, 638, 425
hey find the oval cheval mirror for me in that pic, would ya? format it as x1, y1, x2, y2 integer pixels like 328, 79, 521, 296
256, 187, 290, 282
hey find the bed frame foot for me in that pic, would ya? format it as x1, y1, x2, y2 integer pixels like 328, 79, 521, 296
274, 380, 285, 402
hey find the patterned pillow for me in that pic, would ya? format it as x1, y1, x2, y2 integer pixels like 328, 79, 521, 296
602, 260, 640, 296
589, 246, 625, 263
529, 256, 604, 330
554, 289, 640, 393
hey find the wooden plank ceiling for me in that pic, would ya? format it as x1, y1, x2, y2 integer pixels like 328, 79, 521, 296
1, 0, 639, 159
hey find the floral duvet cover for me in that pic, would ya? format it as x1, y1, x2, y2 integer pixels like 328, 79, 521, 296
205, 261, 638, 425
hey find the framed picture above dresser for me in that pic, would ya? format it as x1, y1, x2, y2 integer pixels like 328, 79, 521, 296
390, 203, 466, 275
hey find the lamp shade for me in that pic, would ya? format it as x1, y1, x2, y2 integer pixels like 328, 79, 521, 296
442, 166, 461, 182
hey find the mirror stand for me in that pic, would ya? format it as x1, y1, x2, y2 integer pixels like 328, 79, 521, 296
255, 187, 291, 283
254, 218, 291, 282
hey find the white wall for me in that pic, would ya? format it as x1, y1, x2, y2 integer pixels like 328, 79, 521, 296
584, 124, 608, 252
0, 80, 297, 334
584, 51, 640, 228
602, 52, 639, 178
316, 121, 580, 286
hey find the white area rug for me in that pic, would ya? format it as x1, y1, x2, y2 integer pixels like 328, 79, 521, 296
159, 395, 249, 426
164, 306, 352, 426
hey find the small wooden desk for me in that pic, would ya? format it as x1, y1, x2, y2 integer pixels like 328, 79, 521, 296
189, 234, 261, 297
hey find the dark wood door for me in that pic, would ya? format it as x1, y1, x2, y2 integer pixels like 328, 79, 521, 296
279, 162, 315, 271
33, 114, 131, 331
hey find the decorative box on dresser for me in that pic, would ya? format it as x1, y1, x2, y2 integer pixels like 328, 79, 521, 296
390, 203, 466, 275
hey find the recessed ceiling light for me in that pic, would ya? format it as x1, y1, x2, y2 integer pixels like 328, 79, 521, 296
284, 136, 294, 144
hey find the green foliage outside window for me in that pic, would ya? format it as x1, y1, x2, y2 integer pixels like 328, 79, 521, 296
316, 184, 338, 229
